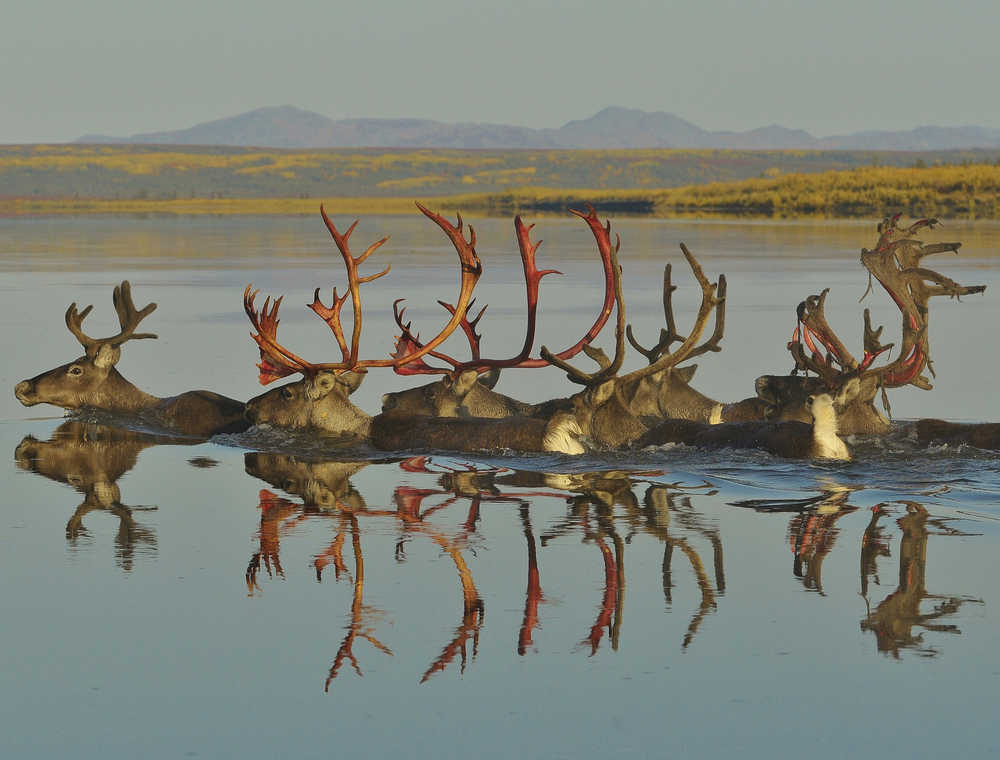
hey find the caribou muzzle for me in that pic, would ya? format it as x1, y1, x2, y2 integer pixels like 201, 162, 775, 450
14, 380, 38, 406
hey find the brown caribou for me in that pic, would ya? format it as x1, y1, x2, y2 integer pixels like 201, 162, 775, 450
636, 378, 863, 460
244, 204, 602, 452
15, 281, 247, 437
759, 215, 986, 434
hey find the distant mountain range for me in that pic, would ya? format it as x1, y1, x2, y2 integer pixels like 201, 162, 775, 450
77, 105, 1000, 151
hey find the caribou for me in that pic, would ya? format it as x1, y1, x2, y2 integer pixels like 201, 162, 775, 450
14, 281, 248, 437
245, 204, 767, 453
761, 215, 986, 434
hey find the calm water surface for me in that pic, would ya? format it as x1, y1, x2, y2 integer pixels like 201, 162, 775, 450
2, 214, 999, 759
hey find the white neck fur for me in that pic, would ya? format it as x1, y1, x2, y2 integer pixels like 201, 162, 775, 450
809, 394, 850, 460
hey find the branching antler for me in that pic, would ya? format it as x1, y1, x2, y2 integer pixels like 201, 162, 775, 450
393, 205, 619, 379
312, 207, 391, 367
623, 244, 726, 384
65, 281, 158, 357
785, 216, 985, 418
245, 204, 484, 385
627, 259, 728, 367
540, 215, 627, 386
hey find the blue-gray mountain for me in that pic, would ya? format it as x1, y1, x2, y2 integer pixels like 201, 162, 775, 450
77, 106, 1000, 151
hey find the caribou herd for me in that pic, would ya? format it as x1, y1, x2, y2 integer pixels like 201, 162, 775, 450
14, 207, 992, 460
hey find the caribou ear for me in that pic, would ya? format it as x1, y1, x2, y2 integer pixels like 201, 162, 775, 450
452, 369, 480, 398
339, 371, 366, 394
92, 343, 121, 369
591, 379, 617, 407
479, 368, 502, 390
674, 364, 698, 384
309, 371, 339, 400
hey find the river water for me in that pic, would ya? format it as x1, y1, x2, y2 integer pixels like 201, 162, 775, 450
2, 213, 999, 758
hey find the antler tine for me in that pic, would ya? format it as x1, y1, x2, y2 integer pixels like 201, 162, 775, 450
317, 205, 390, 367
387, 205, 619, 378
310, 287, 352, 363
388, 203, 483, 370
65, 302, 96, 351
243, 284, 314, 384
796, 289, 858, 372
626, 243, 725, 382
860, 308, 893, 370
679, 272, 727, 362
522, 204, 618, 366
109, 281, 158, 346
439, 299, 487, 361
541, 224, 627, 386
627, 262, 683, 363
860, 217, 985, 392
64, 281, 158, 355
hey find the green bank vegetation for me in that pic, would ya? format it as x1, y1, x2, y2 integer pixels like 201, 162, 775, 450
1, 144, 998, 218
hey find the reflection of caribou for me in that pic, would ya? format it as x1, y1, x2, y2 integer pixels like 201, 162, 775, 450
860, 502, 983, 658
539, 473, 725, 651
241, 456, 485, 684
13, 421, 175, 571
730, 484, 859, 595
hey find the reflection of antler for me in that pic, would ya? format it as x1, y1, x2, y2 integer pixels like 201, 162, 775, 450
581, 530, 623, 655
419, 530, 484, 683
860, 502, 983, 658
246, 490, 306, 596
517, 505, 544, 656
860, 505, 891, 598
639, 484, 722, 649
326, 516, 393, 686
787, 507, 856, 595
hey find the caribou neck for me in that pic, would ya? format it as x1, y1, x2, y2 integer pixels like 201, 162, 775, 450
95, 369, 160, 414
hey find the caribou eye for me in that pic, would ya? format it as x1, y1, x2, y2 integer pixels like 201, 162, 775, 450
68, 366, 83, 376
281, 387, 294, 400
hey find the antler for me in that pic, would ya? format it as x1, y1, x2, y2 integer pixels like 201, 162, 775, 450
392, 205, 619, 378
539, 213, 627, 386
243, 286, 314, 384
245, 204, 483, 384
390, 203, 483, 371
786, 217, 986, 416
65, 281, 158, 357
619, 244, 726, 385
310, 207, 391, 365
626, 255, 728, 367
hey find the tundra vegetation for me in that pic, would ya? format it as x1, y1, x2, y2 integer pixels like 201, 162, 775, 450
3, 144, 1000, 218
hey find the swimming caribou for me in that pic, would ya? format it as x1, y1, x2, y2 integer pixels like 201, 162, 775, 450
243, 204, 899, 456
15, 281, 248, 437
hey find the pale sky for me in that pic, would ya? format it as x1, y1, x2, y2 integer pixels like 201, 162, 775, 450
3, 0, 999, 144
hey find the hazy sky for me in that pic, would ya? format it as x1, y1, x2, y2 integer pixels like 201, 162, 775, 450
3, 0, 999, 144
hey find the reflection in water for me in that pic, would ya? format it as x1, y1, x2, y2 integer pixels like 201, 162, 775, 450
859, 502, 984, 658
244, 453, 488, 684
640, 483, 725, 648
731, 484, 860, 595
12, 427, 987, 679
13, 422, 173, 571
